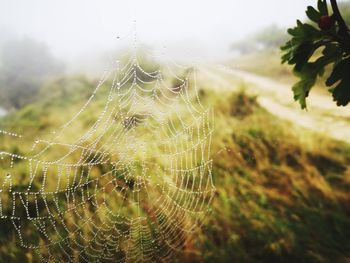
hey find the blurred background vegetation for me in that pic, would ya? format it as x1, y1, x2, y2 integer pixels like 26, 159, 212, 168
0, 1, 350, 262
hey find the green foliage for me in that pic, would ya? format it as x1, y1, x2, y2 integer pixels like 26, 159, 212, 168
281, 0, 350, 109
326, 57, 350, 105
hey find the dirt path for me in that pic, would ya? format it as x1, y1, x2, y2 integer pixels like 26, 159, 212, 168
197, 65, 350, 143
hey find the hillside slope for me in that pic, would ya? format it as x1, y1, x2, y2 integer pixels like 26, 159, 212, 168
0, 75, 350, 262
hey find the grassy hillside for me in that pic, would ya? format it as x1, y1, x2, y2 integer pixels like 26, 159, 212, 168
1, 73, 350, 262
189, 89, 350, 262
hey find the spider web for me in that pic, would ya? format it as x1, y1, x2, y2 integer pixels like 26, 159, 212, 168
0, 31, 214, 262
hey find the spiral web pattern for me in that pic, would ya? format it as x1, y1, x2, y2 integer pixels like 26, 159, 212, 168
0, 35, 214, 262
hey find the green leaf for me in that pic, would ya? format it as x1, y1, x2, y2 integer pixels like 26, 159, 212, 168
326, 58, 350, 86
292, 42, 316, 70
292, 75, 316, 109
281, 0, 350, 109
288, 21, 322, 41
317, 0, 328, 16
306, 6, 321, 23
322, 43, 341, 58
314, 43, 342, 76
326, 58, 350, 106
300, 23, 322, 40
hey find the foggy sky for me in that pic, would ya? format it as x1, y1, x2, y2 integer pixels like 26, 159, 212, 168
0, 0, 317, 60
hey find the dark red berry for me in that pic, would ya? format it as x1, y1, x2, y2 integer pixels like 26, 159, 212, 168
318, 15, 333, 30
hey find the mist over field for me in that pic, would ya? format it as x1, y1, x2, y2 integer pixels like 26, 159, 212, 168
0, 0, 350, 262
0, 0, 315, 60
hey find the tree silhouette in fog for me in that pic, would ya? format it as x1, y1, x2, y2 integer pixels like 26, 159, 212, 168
0, 37, 63, 109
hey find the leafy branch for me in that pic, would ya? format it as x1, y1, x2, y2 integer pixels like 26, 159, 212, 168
281, 0, 350, 109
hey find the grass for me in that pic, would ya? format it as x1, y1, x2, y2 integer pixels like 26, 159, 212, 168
0, 73, 350, 262
184, 88, 350, 263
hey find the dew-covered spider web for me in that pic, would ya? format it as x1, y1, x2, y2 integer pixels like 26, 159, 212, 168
0, 29, 214, 262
